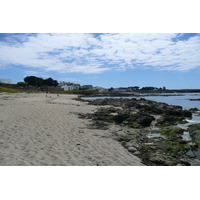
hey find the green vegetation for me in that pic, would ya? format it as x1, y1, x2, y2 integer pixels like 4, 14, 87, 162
141, 86, 162, 91
188, 123, 200, 145
24, 76, 58, 87
179, 120, 188, 124
162, 139, 189, 154
0, 82, 35, 89
108, 87, 114, 92
160, 126, 184, 136
0, 86, 17, 93
51, 90, 99, 95
17, 82, 27, 87
0, 83, 21, 88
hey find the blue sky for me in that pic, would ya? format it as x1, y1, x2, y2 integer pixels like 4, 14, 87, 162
0, 33, 200, 89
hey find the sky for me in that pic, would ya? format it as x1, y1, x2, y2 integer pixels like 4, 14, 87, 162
0, 33, 200, 89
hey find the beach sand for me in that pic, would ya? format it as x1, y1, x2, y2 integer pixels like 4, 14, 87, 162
0, 93, 143, 166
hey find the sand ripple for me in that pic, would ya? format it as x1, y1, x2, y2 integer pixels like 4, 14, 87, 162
0, 93, 143, 166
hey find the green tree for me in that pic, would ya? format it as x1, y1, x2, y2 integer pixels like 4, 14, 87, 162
17, 82, 27, 87
53, 80, 58, 87
44, 77, 54, 86
133, 86, 140, 90
24, 76, 58, 87
24, 76, 37, 86
108, 87, 114, 92
36, 77, 44, 87
141, 86, 157, 91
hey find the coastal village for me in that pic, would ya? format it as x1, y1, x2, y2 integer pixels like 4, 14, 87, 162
0, 77, 167, 93
2, 77, 200, 93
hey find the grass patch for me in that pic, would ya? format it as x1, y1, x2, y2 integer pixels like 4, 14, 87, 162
160, 126, 184, 137
188, 123, 200, 144
0, 86, 17, 93
51, 90, 99, 95
179, 120, 188, 124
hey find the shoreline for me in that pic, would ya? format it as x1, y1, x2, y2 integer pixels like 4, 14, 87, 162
79, 97, 200, 166
0, 92, 144, 166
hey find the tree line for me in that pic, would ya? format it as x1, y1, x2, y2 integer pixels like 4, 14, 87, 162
23, 76, 58, 87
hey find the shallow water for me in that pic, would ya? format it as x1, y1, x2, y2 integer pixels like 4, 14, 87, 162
82, 93, 200, 110
146, 133, 165, 139
182, 131, 192, 141
144, 94, 200, 110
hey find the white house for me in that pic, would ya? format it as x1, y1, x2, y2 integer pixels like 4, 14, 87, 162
0, 79, 12, 84
59, 81, 80, 91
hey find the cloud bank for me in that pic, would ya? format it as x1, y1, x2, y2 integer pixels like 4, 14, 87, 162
0, 33, 199, 74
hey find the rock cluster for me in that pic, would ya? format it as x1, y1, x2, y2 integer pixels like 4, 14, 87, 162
88, 98, 192, 127
78, 97, 200, 166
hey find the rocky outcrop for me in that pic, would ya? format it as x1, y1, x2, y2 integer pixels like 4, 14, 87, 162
78, 97, 198, 166
88, 98, 192, 127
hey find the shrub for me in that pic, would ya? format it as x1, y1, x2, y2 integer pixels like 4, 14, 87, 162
17, 82, 27, 87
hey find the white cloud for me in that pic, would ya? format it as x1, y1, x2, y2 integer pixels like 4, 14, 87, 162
0, 33, 200, 74
24, 71, 40, 76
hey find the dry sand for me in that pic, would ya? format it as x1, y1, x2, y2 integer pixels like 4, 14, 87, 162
0, 93, 144, 166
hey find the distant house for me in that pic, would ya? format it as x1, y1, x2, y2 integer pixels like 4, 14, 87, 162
128, 86, 139, 91
93, 86, 108, 92
112, 87, 127, 93
0, 79, 12, 84
58, 81, 80, 91
82, 85, 93, 90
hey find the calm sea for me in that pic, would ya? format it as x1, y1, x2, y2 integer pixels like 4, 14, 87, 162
82, 93, 200, 110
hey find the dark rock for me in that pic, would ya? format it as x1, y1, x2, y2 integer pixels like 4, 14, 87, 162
189, 108, 199, 112
189, 99, 200, 101
121, 141, 127, 146
137, 115, 155, 127
183, 110, 192, 118
114, 112, 130, 123
189, 142, 198, 150
180, 159, 191, 166
89, 98, 192, 127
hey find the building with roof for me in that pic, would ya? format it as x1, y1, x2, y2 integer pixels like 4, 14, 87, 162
0, 79, 12, 84
58, 81, 80, 91
82, 85, 93, 90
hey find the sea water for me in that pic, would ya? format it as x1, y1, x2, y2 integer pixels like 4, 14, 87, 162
82, 93, 200, 110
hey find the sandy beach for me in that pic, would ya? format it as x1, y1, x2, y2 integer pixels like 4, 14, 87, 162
0, 93, 143, 166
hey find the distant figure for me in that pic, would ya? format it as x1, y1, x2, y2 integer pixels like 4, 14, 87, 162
46, 95, 47, 97
57, 94, 60, 97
